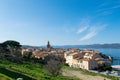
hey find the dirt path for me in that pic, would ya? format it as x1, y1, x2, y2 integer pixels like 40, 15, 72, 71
62, 69, 111, 80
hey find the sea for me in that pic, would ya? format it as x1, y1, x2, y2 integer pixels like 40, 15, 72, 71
64, 47, 120, 65
52, 46, 120, 65
83, 48, 120, 65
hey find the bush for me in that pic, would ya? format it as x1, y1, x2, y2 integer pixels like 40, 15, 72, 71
44, 59, 62, 76
98, 64, 112, 71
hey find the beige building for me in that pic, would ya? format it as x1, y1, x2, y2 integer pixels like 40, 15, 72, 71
68, 58, 98, 70
64, 49, 111, 70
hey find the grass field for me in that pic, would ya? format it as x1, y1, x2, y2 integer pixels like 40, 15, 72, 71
0, 73, 13, 80
1, 59, 119, 80
0, 59, 79, 80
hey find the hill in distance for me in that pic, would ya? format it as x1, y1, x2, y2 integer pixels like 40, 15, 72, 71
22, 43, 120, 49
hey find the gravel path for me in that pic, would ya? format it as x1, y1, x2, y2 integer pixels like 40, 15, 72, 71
62, 69, 111, 80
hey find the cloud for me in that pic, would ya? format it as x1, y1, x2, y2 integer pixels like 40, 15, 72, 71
97, 5, 120, 12
96, 1, 120, 16
80, 31, 97, 41
77, 18, 90, 34
64, 17, 108, 42
79, 24, 107, 41
97, 11, 113, 16
77, 26, 88, 34
98, 2, 110, 8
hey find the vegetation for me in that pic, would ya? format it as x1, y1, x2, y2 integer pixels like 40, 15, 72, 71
0, 73, 12, 80
22, 51, 32, 60
0, 59, 79, 80
45, 59, 62, 76
0, 67, 34, 80
0, 40, 78, 80
0, 40, 22, 63
0, 40, 119, 80
97, 64, 112, 71
2, 40, 21, 57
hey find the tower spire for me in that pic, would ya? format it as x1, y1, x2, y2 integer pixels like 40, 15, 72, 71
47, 41, 51, 48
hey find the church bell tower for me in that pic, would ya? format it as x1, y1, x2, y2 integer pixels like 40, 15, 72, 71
46, 41, 51, 49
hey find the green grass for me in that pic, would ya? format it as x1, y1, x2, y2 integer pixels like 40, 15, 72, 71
0, 73, 12, 80
0, 67, 35, 80
1, 60, 119, 80
0, 59, 80, 80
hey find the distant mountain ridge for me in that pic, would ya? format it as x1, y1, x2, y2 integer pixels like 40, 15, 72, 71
22, 43, 120, 49
22, 45, 40, 48
53, 43, 120, 48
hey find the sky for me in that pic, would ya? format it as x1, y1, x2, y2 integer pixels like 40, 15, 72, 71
0, 0, 120, 46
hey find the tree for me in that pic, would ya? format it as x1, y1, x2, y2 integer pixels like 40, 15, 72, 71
2, 40, 22, 57
98, 64, 112, 71
22, 51, 32, 60
0, 43, 9, 58
44, 59, 62, 76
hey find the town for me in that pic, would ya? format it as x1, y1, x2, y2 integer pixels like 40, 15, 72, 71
0, 40, 120, 80
22, 41, 112, 71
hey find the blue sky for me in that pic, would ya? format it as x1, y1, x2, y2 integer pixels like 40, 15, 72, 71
0, 0, 120, 46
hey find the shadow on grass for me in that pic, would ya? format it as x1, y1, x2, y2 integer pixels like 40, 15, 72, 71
0, 67, 35, 80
